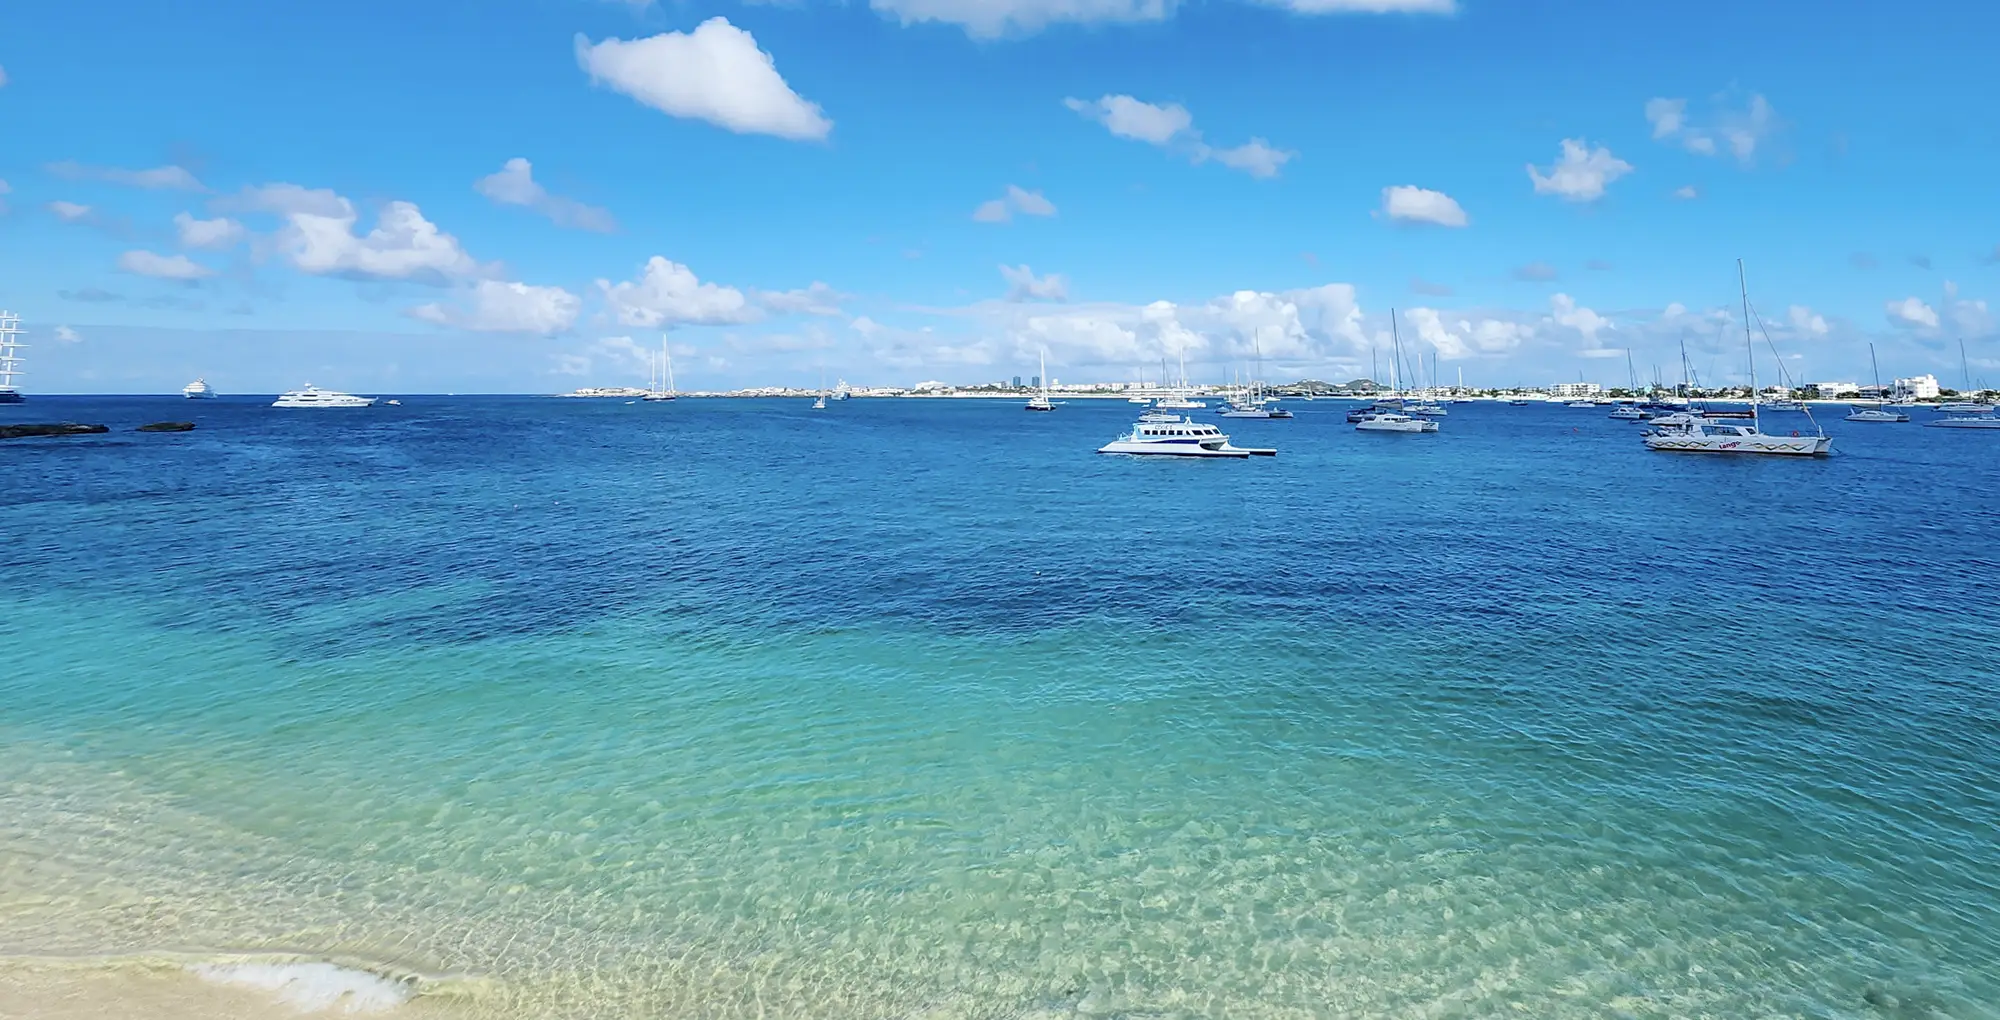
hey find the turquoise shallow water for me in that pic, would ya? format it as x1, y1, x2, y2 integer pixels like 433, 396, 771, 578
3, 396, 1998, 1018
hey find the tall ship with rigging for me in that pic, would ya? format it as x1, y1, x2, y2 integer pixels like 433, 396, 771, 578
0, 311, 26, 404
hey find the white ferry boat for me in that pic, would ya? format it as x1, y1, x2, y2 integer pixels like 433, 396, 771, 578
1097, 417, 1269, 457
1354, 412, 1438, 433
182, 378, 218, 399
272, 384, 377, 408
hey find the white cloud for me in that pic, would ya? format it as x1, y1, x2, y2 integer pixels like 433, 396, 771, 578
223, 183, 350, 218
1884, 296, 1938, 329
49, 200, 92, 222
1645, 98, 1685, 139
117, 250, 215, 280
1943, 280, 1992, 335
1063, 94, 1192, 144
263, 194, 481, 283
173, 212, 245, 250
47, 161, 205, 191
752, 281, 845, 316
410, 279, 581, 335
1787, 305, 1829, 336
1197, 138, 1293, 179
575, 19, 832, 141
1379, 185, 1468, 227
1001, 264, 1069, 302
973, 184, 1058, 223
867, 0, 1449, 37
1527, 139, 1633, 202
1663, 302, 1687, 319
55, 325, 82, 343
1672, 185, 1699, 200
1063, 95, 1289, 178
1550, 292, 1612, 345
1404, 308, 1530, 360
1646, 92, 1777, 165
474, 158, 617, 232
599, 256, 759, 327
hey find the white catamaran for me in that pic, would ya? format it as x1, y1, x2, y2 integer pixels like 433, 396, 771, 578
1643, 262, 1831, 456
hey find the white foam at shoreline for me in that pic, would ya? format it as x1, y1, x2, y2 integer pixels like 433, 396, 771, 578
190, 961, 413, 1013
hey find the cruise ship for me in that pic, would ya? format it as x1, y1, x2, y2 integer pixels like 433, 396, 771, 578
272, 384, 377, 408
183, 378, 218, 399
0, 311, 25, 404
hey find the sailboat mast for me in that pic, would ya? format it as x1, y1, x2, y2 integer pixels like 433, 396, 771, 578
1738, 259, 1759, 422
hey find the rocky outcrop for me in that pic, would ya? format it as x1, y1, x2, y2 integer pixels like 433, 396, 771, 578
0, 422, 110, 439
137, 421, 198, 432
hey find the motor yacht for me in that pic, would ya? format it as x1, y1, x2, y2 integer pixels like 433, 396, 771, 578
1565, 400, 1596, 408
1154, 395, 1206, 410
1763, 398, 1805, 411
1354, 412, 1438, 433
272, 384, 376, 408
182, 378, 218, 399
1097, 416, 1268, 457
1403, 400, 1447, 417
1607, 404, 1652, 421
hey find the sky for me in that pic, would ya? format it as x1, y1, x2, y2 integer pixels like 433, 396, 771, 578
2, 0, 1998, 393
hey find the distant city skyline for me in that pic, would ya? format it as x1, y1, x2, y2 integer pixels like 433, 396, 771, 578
3, 0, 1998, 394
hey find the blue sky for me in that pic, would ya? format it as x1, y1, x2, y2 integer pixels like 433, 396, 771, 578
2, 0, 1997, 393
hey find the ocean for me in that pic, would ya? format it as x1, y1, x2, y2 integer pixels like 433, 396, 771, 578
3, 395, 1996, 1019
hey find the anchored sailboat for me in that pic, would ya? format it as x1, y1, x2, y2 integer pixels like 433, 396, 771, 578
1026, 348, 1054, 411
644, 335, 678, 401
1643, 261, 1830, 456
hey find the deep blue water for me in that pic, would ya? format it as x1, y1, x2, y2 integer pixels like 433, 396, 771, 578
3, 395, 1997, 1019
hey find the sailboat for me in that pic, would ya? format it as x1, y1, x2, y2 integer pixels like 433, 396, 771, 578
1219, 331, 1292, 418
1026, 348, 1054, 411
1644, 261, 1831, 455
1356, 310, 1439, 433
1405, 350, 1447, 416
643, 335, 677, 401
1936, 340, 1995, 414
1846, 344, 1908, 422
1609, 350, 1653, 420
1153, 345, 1205, 409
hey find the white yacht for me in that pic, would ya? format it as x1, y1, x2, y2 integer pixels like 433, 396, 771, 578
1845, 406, 1909, 423
1097, 417, 1269, 457
1566, 400, 1596, 408
182, 378, 217, 399
1643, 261, 1831, 457
1763, 398, 1805, 411
1926, 414, 2000, 429
1847, 345, 1906, 422
1937, 341, 1993, 413
1607, 404, 1652, 421
1354, 411, 1438, 433
272, 384, 376, 408
643, 335, 677, 401
833, 379, 852, 401
1403, 400, 1447, 417
1026, 349, 1054, 411
1154, 395, 1205, 409
1936, 401, 1995, 414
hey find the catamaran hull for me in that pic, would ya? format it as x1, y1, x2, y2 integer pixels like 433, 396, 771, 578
1097, 441, 1249, 458
1643, 435, 1831, 455
1925, 417, 2000, 429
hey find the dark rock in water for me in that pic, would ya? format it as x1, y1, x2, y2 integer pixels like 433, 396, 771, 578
0, 422, 111, 440
137, 421, 197, 432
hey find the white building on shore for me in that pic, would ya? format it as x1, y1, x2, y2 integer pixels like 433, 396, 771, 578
1893, 374, 1941, 399
1551, 382, 1603, 398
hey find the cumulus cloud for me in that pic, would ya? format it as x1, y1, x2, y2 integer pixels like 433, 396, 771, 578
229, 187, 481, 283
1943, 280, 1992, 335
48, 200, 92, 222
1645, 92, 1778, 166
973, 184, 1058, 223
1527, 139, 1633, 202
117, 250, 215, 281
1550, 292, 1612, 346
1885, 296, 1938, 329
173, 212, 245, 250
1672, 185, 1699, 200
599, 256, 759, 327
410, 280, 582, 335
866, 0, 1450, 37
55, 325, 82, 343
1787, 305, 1829, 336
1379, 185, 1468, 227
1063, 95, 1293, 178
46, 160, 205, 191
752, 281, 845, 316
1000, 264, 1069, 302
1403, 308, 1531, 360
575, 20, 832, 141
1512, 262, 1560, 282
474, 158, 617, 232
